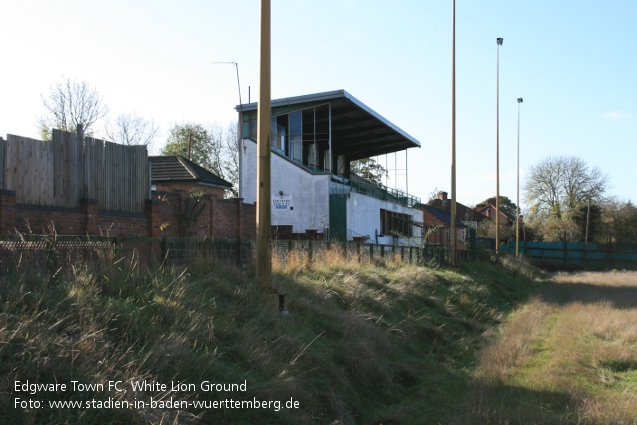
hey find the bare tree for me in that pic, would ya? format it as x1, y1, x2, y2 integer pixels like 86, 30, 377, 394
37, 77, 108, 140
215, 123, 239, 195
104, 112, 159, 147
524, 155, 609, 220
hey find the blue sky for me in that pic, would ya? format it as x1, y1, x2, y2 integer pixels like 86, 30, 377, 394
1, 1, 635, 210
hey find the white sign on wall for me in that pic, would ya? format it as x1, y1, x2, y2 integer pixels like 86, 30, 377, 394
273, 194, 293, 210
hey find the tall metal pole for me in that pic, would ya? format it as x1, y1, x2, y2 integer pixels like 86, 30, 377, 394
256, 0, 272, 288
450, 0, 457, 267
495, 37, 503, 255
516, 97, 523, 258
585, 198, 590, 251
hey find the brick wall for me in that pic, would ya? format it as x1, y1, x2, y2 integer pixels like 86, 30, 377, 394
153, 183, 225, 200
0, 188, 256, 239
421, 208, 466, 249
211, 197, 256, 240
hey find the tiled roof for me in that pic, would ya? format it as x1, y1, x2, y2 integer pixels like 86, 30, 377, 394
428, 199, 487, 222
149, 156, 232, 188
421, 204, 466, 227
475, 204, 511, 221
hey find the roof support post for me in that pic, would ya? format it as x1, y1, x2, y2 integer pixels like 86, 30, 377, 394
328, 103, 333, 174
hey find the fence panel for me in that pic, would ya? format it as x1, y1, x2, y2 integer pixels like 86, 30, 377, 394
503, 240, 637, 267
4, 132, 149, 213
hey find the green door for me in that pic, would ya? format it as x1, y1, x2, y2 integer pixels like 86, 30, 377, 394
329, 195, 347, 241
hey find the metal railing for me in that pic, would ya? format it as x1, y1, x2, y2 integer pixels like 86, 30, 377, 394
330, 176, 421, 208
0, 234, 470, 275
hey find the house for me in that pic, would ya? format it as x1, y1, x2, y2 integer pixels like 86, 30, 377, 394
149, 155, 254, 239
418, 203, 467, 249
428, 191, 487, 229
236, 90, 423, 244
475, 199, 512, 224
149, 155, 233, 197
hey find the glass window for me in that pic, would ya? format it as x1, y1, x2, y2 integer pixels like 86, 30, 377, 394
289, 111, 302, 163
380, 209, 412, 237
270, 119, 285, 153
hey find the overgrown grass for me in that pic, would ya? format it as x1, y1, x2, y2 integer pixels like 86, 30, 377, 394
455, 270, 637, 424
1, 250, 541, 424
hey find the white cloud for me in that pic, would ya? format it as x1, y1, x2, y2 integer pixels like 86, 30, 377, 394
603, 111, 630, 121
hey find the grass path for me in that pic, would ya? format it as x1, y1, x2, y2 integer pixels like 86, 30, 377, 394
452, 271, 637, 425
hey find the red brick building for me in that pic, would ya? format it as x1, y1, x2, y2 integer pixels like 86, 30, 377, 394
419, 203, 467, 249
474, 201, 511, 224
147, 156, 255, 239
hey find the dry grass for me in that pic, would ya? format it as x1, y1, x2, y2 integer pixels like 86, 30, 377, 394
552, 270, 637, 286
2, 246, 543, 424
476, 297, 554, 384
456, 269, 637, 424
271, 244, 405, 276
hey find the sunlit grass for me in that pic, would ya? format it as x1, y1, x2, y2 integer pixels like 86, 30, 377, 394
1, 249, 542, 424
457, 269, 637, 424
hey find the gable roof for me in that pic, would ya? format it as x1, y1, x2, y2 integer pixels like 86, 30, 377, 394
428, 199, 488, 222
149, 156, 233, 188
420, 204, 466, 227
475, 204, 511, 221
236, 89, 421, 161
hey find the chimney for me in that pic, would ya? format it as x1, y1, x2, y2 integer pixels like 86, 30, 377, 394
438, 191, 448, 201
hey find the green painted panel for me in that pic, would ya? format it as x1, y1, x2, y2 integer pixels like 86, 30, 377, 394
329, 195, 347, 241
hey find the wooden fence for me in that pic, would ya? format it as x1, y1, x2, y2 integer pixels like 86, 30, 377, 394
0, 130, 149, 213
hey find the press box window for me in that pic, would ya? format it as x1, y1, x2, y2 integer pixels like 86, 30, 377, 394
380, 209, 412, 237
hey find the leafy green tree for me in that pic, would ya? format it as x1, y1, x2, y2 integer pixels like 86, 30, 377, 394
602, 200, 637, 243
571, 203, 602, 243
37, 76, 108, 140
542, 217, 581, 242
161, 123, 238, 197
350, 158, 388, 186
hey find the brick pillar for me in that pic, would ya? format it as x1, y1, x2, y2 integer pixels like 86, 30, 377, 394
145, 198, 163, 237
237, 198, 243, 240
80, 198, 99, 235
201, 194, 213, 238
209, 194, 217, 238
0, 190, 17, 234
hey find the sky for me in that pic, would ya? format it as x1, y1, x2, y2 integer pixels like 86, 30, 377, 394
1, 0, 635, 211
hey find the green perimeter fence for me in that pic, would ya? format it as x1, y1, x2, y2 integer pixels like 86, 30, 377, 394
0, 234, 470, 275
501, 240, 637, 268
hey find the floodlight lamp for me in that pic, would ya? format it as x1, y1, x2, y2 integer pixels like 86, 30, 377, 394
518, 98, 523, 103
497, 38, 503, 46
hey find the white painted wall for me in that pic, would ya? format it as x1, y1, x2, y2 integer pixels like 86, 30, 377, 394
240, 138, 422, 242
346, 191, 423, 245
240, 139, 330, 233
